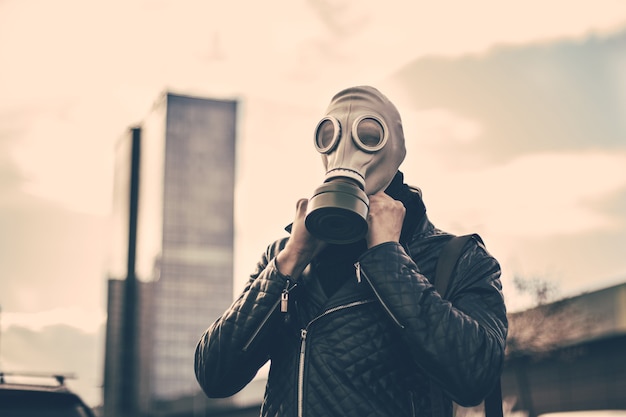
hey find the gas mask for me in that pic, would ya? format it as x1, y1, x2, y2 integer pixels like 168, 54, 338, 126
305, 86, 407, 244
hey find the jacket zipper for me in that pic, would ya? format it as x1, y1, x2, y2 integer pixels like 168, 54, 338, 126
354, 261, 405, 329
298, 328, 307, 417
297, 299, 374, 417
242, 280, 297, 352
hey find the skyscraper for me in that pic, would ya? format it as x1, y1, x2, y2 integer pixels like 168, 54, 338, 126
104, 92, 238, 416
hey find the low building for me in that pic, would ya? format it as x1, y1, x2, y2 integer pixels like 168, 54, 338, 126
502, 282, 626, 417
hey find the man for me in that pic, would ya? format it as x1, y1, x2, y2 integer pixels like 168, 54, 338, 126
195, 86, 507, 417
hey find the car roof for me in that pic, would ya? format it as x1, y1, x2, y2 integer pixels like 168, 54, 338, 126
0, 372, 88, 399
0, 372, 96, 416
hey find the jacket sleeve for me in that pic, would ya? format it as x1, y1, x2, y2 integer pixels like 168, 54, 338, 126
356, 239, 507, 407
194, 239, 289, 398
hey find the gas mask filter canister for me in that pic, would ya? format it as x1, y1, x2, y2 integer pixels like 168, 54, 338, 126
305, 86, 406, 244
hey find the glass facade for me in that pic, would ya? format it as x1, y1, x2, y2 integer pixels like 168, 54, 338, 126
143, 93, 237, 400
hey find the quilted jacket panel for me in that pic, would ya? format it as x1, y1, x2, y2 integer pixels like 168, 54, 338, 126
195, 219, 507, 417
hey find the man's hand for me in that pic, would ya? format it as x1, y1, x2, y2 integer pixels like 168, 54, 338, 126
366, 191, 406, 248
276, 199, 327, 279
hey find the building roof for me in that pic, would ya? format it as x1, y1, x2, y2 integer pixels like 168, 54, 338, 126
506, 281, 626, 356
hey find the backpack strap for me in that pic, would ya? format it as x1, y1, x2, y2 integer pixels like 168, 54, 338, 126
433, 234, 476, 297
430, 234, 503, 417
485, 379, 504, 417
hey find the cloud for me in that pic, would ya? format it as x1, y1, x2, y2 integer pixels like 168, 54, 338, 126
0, 192, 110, 313
1, 323, 104, 406
409, 150, 626, 237
9, 104, 117, 215
391, 28, 626, 165
1, 307, 106, 334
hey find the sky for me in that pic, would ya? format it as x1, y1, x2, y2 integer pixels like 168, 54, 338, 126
1, 0, 626, 407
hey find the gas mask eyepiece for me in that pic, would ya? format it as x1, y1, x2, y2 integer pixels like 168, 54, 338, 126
314, 115, 388, 154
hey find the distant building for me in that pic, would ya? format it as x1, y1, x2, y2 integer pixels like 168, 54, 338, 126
103, 93, 239, 417
501, 282, 626, 417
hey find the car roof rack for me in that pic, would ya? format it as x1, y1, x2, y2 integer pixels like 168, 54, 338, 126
0, 371, 77, 386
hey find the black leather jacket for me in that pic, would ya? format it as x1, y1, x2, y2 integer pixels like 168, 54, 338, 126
195, 192, 507, 417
